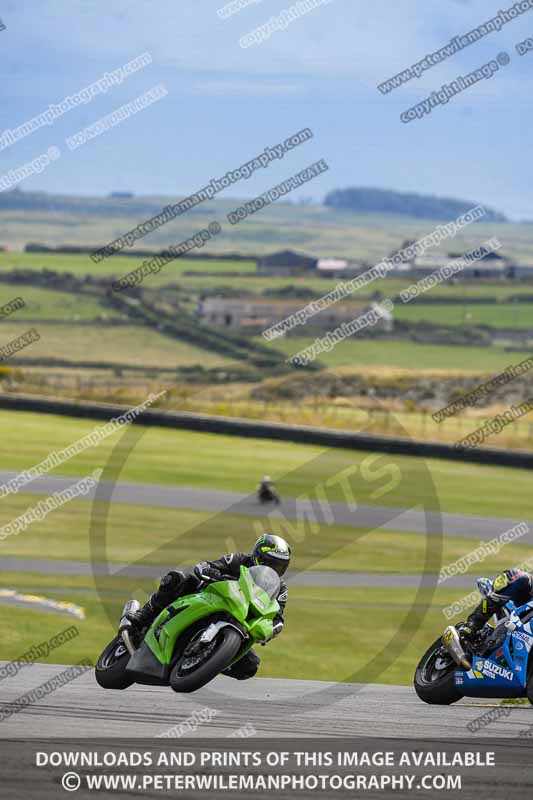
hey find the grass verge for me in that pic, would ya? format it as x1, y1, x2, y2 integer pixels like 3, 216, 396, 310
0, 409, 531, 518
0, 573, 483, 685
0, 495, 531, 575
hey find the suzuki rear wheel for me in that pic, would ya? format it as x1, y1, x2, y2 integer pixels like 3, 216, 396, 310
95, 635, 135, 690
170, 627, 242, 693
414, 636, 462, 705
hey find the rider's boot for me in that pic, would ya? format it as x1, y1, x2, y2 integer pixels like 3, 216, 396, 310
126, 597, 159, 632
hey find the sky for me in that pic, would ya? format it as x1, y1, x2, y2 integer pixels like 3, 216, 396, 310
1, 0, 531, 218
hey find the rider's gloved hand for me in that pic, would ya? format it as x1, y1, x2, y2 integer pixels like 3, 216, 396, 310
194, 563, 223, 582
456, 622, 475, 643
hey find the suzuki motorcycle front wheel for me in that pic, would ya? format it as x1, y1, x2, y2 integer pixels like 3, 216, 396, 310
414, 636, 463, 705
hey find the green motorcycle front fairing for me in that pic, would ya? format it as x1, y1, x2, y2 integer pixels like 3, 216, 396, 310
126, 565, 280, 682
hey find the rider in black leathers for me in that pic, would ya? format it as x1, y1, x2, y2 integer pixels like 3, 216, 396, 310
129, 534, 291, 680
258, 475, 280, 504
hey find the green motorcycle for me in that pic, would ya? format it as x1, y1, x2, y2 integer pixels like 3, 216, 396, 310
95, 565, 280, 693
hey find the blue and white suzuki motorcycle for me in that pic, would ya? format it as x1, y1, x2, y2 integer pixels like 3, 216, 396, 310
415, 578, 533, 705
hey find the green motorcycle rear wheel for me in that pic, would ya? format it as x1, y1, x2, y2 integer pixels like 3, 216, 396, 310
95, 635, 135, 690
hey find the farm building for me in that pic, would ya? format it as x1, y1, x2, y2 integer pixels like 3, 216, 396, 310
406, 252, 508, 280
257, 250, 317, 275
316, 258, 367, 277
197, 297, 394, 334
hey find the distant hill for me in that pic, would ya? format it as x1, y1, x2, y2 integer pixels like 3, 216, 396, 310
323, 187, 507, 223
0, 188, 172, 218
0, 187, 508, 224
0, 187, 521, 262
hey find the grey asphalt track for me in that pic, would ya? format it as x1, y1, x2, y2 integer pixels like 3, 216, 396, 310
0, 471, 528, 541
0, 471, 526, 601
0, 663, 531, 739
0, 557, 475, 588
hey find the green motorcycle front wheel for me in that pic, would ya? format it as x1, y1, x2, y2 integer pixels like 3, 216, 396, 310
170, 626, 243, 693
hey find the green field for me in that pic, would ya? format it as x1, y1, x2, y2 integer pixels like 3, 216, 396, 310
1, 253, 532, 353
0, 320, 237, 368
0, 409, 531, 519
272, 584, 479, 684
265, 336, 532, 371
3, 250, 533, 301
0, 251, 256, 281
2, 489, 531, 574
0, 285, 125, 322
395, 302, 533, 329
2, 300, 529, 375
389, 282, 533, 300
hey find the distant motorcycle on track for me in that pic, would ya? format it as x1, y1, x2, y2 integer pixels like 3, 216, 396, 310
257, 476, 280, 506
